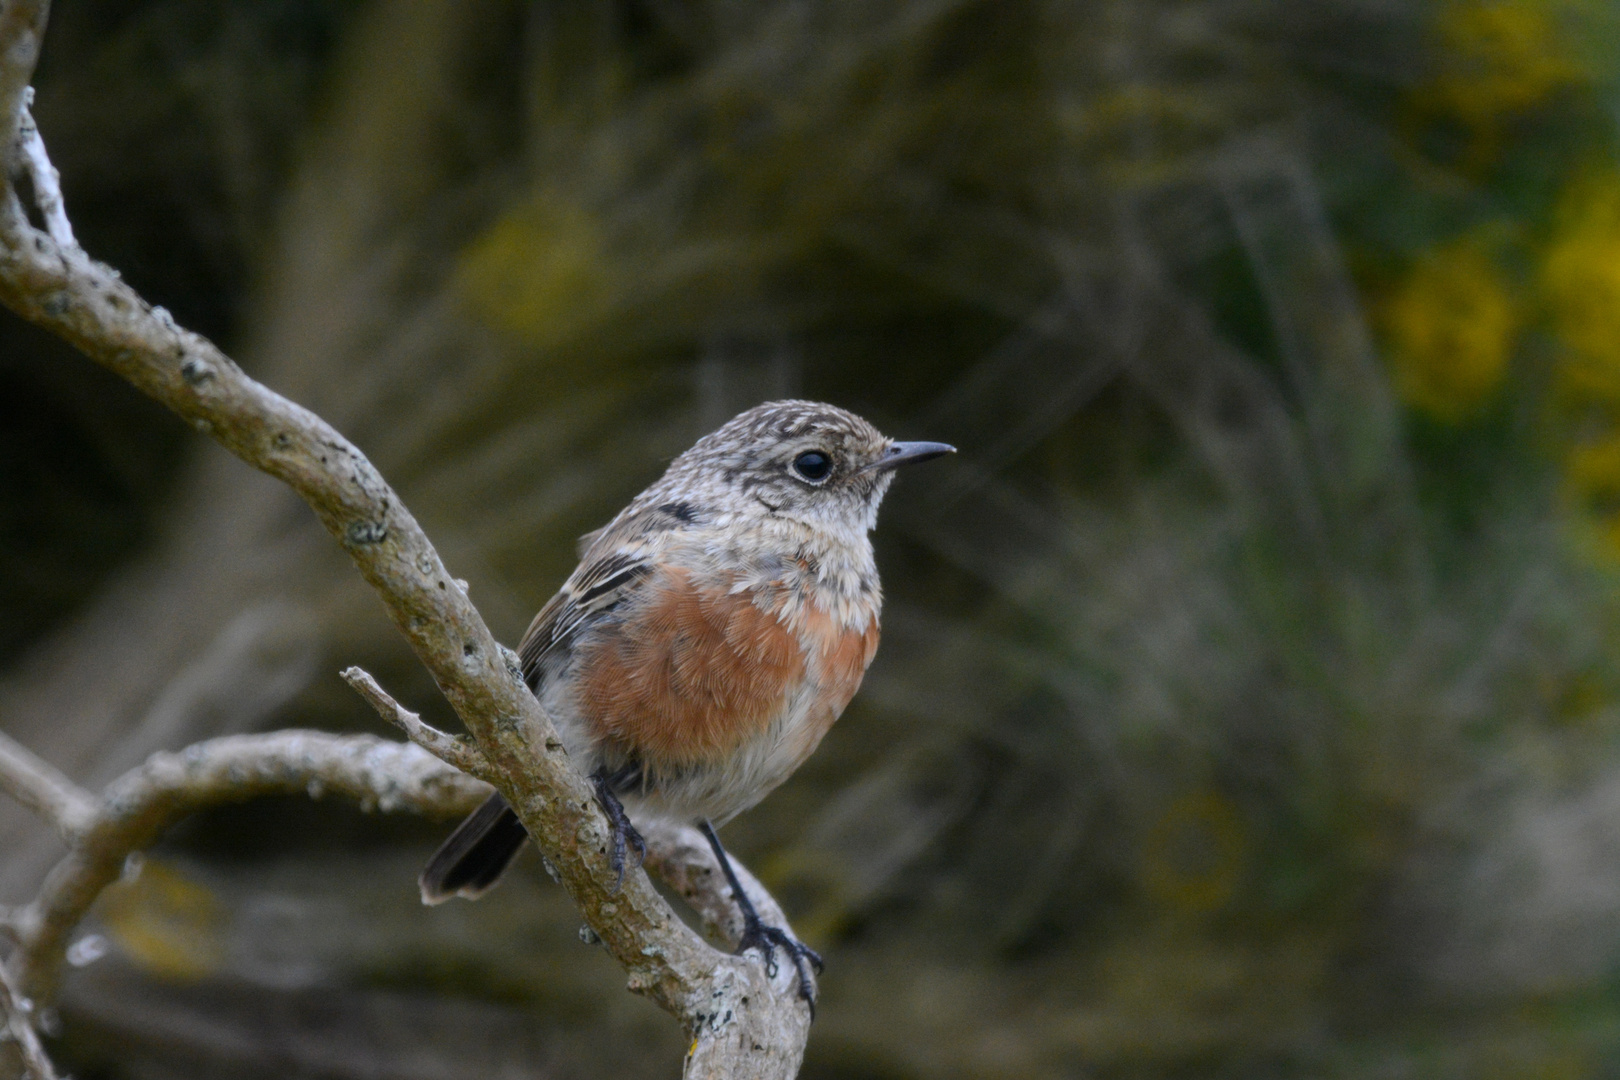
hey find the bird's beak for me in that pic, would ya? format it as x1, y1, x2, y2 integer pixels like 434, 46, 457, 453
867, 440, 956, 473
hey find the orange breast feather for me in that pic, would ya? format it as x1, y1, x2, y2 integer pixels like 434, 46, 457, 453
579, 566, 806, 765
811, 604, 879, 714
794, 602, 880, 759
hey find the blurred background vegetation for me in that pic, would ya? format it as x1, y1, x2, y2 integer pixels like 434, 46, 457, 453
8, 0, 1620, 1076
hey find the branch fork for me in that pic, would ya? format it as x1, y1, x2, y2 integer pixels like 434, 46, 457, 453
340, 666, 493, 779
0, 9, 814, 1078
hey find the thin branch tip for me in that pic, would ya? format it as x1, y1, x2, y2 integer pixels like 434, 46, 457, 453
0, 728, 98, 841
340, 665, 490, 777
0, 0, 813, 1061
0, 954, 61, 1080
11, 730, 489, 1004
15, 95, 76, 249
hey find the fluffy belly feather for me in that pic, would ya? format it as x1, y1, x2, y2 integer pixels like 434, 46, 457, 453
544, 565, 879, 825
622, 676, 830, 825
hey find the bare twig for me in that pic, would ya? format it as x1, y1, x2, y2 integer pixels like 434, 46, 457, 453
0, 945, 59, 1080
0, 43, 706, 1006
340, 666, 492, 779
0, 0, 45, 177
14, 92, 73, 249
0, 7, 812, 1076
0, 731, 96, 843
6, 731, 489, 1001
0, 727, 805, 1075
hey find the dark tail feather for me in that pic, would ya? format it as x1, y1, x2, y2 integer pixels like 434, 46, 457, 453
419, 792, 529, 905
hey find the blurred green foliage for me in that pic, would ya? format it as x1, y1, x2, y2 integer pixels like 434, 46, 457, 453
14, 1, 1620, 1078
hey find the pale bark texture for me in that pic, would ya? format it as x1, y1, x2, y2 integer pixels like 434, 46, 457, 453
0, 4, 813, 1077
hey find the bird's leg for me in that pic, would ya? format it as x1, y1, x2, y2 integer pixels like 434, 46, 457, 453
590, 771, 646, 891
698, 819, 823, 1014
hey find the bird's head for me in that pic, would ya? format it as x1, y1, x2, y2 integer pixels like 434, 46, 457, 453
655, 400, 954, 536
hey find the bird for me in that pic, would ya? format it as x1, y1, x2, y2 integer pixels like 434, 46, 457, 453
418, 399, 953, 1008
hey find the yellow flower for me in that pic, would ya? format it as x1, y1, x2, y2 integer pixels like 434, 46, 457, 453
1382, 234, 1519, 422
1542, 172, 1620, 560
1433, 0, 1584, 123
1406, 0, 1586, 166
1544, 173, 1620, 384
1563, 434, 1620, 558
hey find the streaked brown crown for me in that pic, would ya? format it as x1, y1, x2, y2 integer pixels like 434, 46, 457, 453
628, 400, 901, 534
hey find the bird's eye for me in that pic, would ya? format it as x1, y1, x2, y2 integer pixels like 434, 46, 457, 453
791, 450, 832, 483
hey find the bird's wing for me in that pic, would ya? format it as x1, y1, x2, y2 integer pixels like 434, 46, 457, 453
516, 501, 703, 685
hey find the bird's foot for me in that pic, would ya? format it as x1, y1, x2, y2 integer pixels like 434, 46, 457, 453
590, 772, 646, 892
737, 910, 824, 1013
698, 819, 821, 1015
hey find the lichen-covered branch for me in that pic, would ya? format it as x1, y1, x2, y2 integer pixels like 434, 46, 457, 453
0, 732, 809, 1080
0, 728, 487, 1080
641, 820, 805, 959
0, 732, 96, 844
340, 666, 493, 779
7, 731, 490, 1002
14, 91, 73, 249
0, 954, 58, 1080
638, 820, 816, 1073
0, 6, 812, 1076
0, 0, 46, 181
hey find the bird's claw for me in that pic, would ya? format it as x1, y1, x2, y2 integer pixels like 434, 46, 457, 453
590, 773, 645, 892
698, 819, 821, 1016
738, 914, 823, 1012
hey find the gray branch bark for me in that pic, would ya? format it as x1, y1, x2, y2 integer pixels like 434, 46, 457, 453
6, 730, 491, 1003
0, 6, 813, 1077
0, 733, 96, 844
0, 727, 491, 1080
340, 665, 494, 778
0, 951, 58, 1080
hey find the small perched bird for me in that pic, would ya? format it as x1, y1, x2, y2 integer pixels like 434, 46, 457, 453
420, 400, 953, 1006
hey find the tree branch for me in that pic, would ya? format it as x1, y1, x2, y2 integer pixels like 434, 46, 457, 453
0, 954, 58, 1080
340, 666, 492, 779
0, 732, 96, 844
14, 91, 73, 249
641, 820, 807, 962
0, 729, 488, 1080
0, 732, 803, 1080
0, 0, 46, 179
6, 731, 490, 1002
0, 8, 812, 1077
